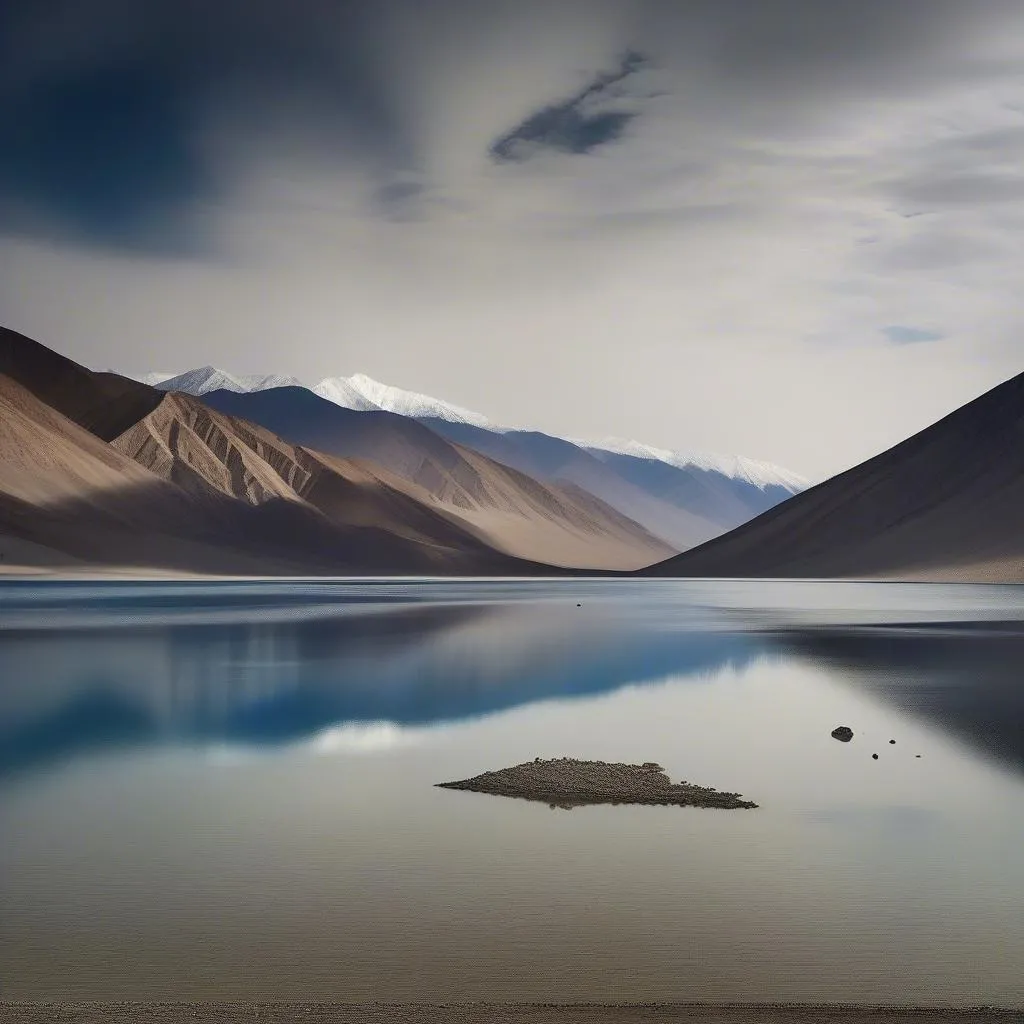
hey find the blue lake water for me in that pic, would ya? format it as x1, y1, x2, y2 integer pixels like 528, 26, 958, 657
1, 579, 1024, 1005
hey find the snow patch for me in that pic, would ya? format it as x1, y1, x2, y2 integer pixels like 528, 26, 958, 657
313, 372, 496, 427
146, 366, 304, 395
576, 436, 809, 492
133, 365, 806, 490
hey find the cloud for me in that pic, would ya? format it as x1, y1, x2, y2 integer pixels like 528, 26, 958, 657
3, 1, 1024, 478
0, 0, 409, 251
0, 56, 214, 253
490, 50, 649, 161
882, 325, 944, 345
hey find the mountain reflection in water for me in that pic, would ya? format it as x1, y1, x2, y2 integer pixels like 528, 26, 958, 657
3, 580, 1024, 1006
0, 599, 758, 780
2, 583, 1024, 782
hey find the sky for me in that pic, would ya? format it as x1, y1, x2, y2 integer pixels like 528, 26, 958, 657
2, 1, 1024, 480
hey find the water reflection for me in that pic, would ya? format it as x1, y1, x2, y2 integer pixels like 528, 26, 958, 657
4, 586, 1024, 783
774, 625, 1024, 774
0, 600, 758, 781
4, 582, 1024, 1005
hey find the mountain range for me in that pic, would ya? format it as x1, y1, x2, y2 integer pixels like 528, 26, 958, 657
1, 326, 804, 575
149, 364, 806, 552
3, 325, 1021, 580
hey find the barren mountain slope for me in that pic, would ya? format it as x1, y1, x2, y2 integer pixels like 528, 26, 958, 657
0, 326, 163, 440
644, 370, 1024, 582
0, 334, 541, 575
112, 392, 537, 565
199, 387, 674, 568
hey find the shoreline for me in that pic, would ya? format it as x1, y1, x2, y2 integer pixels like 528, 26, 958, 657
2, 1005, 1020, 1023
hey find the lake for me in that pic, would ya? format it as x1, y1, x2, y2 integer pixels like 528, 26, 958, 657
1, 578, 1023, 1006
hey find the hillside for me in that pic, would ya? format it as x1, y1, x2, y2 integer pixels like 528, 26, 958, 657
199, 387, 674, 569
644, 370, 1024, 582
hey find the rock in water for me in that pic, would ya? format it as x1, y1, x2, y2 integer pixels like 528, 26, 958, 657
436, 757, 758, 810
831, 726, 854, 742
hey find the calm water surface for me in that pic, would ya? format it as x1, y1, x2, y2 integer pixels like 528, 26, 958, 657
1, 579, 1023, 1005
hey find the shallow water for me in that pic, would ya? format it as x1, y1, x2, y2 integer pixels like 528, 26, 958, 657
1, 579, 1023, 1005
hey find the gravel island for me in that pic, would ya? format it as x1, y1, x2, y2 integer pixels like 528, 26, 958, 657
436, 758, 758, 809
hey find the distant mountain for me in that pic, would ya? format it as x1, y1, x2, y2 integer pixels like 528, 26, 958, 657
314, 373, 496, 427
150, 366, 303, 395
419, 419, 804, 551
576, 436, 808, 493
0, 327, 548, 576
200, 387, 674, 569
644, 370, 1024, 582
150, 365, 496, 426
146, 365, 805, 550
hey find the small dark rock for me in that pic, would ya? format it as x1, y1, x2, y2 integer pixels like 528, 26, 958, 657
871, 753, 879, 760
831, 726, 854, 742
916, 754, 922, 758
889, 739, 896, 745
576, 603, 582, 607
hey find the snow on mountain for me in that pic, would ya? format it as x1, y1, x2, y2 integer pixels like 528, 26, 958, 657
576, 436, 809, 492
145, 366, 303, 395
313, 373, 496, 428
132, 365, 806, 491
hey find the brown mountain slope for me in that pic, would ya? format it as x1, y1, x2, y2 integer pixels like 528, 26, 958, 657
113, 392, 518, 555
0, 374, 160, 505
0, 377, 536, 575
0, 333, 546, 574
0, 325, 163, 440
199, 387, 674, 569
643, 370, 1024, 582
0, 374, 287, 573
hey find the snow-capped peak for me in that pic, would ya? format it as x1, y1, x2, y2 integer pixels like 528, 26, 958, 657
130, 365, 806, 491
313, 373, 495, 428
142, 366, 304, 395
576, 436, 809, 492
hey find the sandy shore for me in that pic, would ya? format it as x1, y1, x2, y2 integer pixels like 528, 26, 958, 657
1, 1004, 1018, 1023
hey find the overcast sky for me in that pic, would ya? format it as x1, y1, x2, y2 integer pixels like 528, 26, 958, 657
3, 1, 1024, 479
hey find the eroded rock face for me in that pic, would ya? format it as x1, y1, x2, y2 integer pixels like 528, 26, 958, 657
831, 726, 854, 742
436, 758, 758, 810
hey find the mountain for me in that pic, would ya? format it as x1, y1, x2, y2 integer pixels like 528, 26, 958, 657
313, 373, 496, 427
644, 370, 1024, 582
1, 327, 164, 440
419, 419, 805, 551
141, 364, 806, 550
575, 436, 808, 492
198, 387, 674, 569
151, 367, 303, 395
150, 365, 496, 426
0, 327, 547, 576
110, 391, 537, 570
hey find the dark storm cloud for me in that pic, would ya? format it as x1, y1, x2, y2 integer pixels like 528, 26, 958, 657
0, 0, 405, 252
490, 51, 648, 162
1, 0, 1022, 253
0, 56, 213, 254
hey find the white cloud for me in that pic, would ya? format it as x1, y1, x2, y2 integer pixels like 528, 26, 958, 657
3, 2, 1024, 478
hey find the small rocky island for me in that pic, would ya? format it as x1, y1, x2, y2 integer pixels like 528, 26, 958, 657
436, 757, 758, 810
